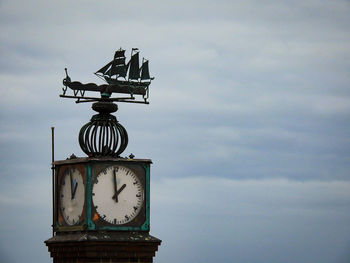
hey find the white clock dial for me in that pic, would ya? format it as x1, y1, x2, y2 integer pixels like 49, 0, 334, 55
60, 168, 85, 226
92, 165, 144, 225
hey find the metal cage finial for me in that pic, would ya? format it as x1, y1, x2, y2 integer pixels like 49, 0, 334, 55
78, 102, 128, 157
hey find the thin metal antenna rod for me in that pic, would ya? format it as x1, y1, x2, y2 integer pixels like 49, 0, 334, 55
51, 127, 55, 236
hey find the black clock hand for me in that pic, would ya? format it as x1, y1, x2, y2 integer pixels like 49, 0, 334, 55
112, 183, 127, 203
116, 184, 126, 196
69, 170, 74, 199
113, 169, 118, 202
72, 181, 78, 199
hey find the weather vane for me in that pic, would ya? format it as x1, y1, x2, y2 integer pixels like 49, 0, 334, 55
61, 48, 153, 104
60, 48, 153, 157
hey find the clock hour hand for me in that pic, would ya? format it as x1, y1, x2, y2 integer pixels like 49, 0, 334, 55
113, 184, 126, 203
117, 184, 126, 196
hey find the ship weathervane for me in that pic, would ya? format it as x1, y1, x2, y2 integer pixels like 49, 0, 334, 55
60, 48, 154, 157
61, 48, 153, 104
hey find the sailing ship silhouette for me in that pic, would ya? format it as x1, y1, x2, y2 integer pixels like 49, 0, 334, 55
95, 48, 154, 86
62, 48, 153, 103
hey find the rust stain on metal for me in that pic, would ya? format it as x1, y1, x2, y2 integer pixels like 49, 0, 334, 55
92, 212, 99, 221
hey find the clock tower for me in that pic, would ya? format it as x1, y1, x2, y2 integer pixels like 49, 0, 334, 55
45, 48, 161, 263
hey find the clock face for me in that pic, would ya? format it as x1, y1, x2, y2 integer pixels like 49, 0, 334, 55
92, 165, 144, 225
59, 168, 85, 226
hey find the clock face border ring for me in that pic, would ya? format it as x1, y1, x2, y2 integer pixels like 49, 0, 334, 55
90, 162, 148, 229
56, 164, 86, 229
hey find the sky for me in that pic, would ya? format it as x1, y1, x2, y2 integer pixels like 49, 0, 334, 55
1, 0, 350, 262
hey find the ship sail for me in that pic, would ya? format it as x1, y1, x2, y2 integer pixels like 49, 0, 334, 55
95, 49, 127, 78
109, 57, 127, 78
128, 52, 140, 80
114, 49, 125, 58
140, 60, 151, 81
96, 61, 113, 75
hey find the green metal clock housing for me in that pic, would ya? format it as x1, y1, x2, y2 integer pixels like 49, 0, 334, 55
54, 157, 151, 232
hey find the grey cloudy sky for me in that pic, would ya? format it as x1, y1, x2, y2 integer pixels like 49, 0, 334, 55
1, 0, 350, 262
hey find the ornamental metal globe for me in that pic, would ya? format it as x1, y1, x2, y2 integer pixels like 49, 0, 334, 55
79, 111, 128, 157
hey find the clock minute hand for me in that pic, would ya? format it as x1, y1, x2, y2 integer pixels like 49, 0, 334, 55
72, 180, 78, 199
113, 170, 118, 202
69, 170, 74, 199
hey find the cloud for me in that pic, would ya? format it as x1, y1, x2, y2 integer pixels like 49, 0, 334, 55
1, 0, 349, 184
1, 0, 350, 262
151, 177, 350, 263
